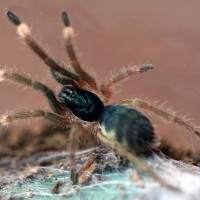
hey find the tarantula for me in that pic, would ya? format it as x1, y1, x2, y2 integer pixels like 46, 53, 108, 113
1, 10, 199, 190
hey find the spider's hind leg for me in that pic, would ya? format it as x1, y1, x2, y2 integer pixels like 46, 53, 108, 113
120, 98, 200, 138
97, 132, 178, 191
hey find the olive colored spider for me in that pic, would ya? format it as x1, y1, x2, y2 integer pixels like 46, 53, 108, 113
1, 10, 199, 191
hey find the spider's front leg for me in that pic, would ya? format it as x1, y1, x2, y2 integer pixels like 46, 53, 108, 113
0, 70, 63, 114
51, 69, 79, 88
6, 11, 81, 84
120, 98, 200, 138
61, 11, 98, 90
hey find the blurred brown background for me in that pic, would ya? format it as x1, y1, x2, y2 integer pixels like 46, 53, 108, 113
0, 0, 200, 152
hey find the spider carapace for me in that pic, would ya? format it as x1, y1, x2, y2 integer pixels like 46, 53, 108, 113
1, 10, 199, 191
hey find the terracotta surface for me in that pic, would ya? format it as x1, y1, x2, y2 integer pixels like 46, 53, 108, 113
0, 0, 200, 152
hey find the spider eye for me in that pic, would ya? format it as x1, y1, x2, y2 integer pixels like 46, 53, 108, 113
64, 88, 73, 94
59, 87, 87, 107
58, 87, 76, 103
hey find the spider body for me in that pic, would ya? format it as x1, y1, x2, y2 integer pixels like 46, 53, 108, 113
2, 10, 199, 190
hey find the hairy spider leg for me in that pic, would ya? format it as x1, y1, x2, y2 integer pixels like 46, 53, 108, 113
97, 131, 179, 191
61, 11, 98, 90
100, 64, 153, 99
6, 11, 82, 85
0, 109, 70, 126
0, 70, 63, 114
51, 69, 79, 88
68, 124, 84, 183
120, 98, 200, 138
76, 153, 99, 184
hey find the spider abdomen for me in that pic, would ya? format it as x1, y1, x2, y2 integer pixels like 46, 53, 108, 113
99, 105, 155, 154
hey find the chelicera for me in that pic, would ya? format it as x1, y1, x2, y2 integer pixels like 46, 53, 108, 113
1, 10, 199, 190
